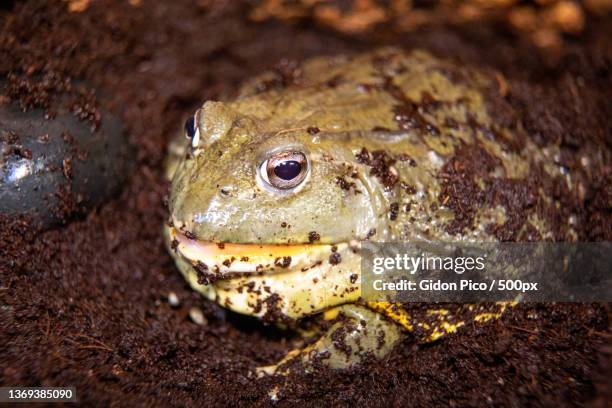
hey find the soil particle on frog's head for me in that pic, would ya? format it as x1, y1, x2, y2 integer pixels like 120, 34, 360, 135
389, 202, 399, 221
369, 72, 438, 135
397, 153, 417, 167
419, 91, 443, 113
366, 228, 377, 239
355, 147, 371, 164
308, 231, 320, 243
335, 176, 355, 191
393, 103, 426, 131
356, 147, 400, 188
400, 182, 417, 194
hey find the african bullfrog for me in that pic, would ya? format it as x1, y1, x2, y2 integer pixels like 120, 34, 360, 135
164, 48, 571, 374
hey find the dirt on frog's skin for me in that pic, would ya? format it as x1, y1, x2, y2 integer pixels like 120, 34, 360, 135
1, 1, 611, 406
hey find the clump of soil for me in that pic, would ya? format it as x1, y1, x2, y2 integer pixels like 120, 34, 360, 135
1, 1, 610, 406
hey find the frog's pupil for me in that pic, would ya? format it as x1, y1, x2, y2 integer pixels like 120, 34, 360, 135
274, 160, 301, 180
184, 116, 196, 139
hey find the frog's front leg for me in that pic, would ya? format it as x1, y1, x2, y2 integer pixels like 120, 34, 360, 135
257, 304, 404, 376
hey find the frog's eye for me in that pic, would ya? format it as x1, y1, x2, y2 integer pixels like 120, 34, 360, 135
259, 151, 309, 190
184, 114, 200, 148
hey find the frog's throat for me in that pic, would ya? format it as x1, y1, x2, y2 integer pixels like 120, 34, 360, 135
167, 226, 358, 278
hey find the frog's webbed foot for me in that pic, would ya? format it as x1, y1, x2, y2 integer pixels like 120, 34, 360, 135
257, 304, 404, 376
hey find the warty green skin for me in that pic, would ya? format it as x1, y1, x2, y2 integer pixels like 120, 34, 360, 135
165, 48, 569, 374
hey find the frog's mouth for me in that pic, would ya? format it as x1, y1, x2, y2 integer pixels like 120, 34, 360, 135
166, 225, 362, 319
167, 226, 351, 280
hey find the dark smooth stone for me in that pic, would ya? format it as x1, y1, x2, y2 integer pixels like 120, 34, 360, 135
0, 95, 132, 229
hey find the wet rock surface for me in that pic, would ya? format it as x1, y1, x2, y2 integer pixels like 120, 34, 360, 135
0, 87, 131, 228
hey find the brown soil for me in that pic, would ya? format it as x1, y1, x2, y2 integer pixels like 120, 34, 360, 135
1, 1, 611, 406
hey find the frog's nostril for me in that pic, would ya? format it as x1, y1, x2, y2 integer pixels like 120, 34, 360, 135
219, 186, 233, 197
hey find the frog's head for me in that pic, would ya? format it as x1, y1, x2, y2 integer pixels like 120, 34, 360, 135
170, 101, 388, 244
166, 101, 391, 319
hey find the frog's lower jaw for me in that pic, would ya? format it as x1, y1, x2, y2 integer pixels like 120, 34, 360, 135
165, 226, 363, 320
257, 304, 404, 376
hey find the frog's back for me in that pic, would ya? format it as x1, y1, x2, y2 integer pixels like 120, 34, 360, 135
231, 48, 492, 137
229, 48, 567, 242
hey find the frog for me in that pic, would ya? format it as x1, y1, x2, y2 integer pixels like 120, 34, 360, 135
164, 47, 572, 375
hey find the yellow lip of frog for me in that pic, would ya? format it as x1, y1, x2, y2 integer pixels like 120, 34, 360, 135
164, 47, 561, 375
